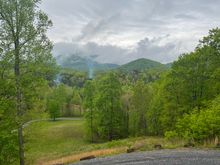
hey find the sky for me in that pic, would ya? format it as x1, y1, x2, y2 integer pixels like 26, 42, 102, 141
41, 0, 220, 64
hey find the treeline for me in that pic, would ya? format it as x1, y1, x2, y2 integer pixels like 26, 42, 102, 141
47, 84, 84, 120
84, 73, 127, 141
83, 28, 220, 143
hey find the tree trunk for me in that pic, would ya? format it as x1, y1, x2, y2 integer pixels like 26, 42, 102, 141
18, 126, 25, 165
15, 31, 25, 165
109, 98, 113, 141
90, 108, 94, 142
126, 106, 129, 136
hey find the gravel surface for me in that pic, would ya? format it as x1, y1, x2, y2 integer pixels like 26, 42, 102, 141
73, 149, 220, 165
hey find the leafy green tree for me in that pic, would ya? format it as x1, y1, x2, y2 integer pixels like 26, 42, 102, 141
121, 86, 132, 137
47, 84, 67, 120
47, 99, 60, 121
155, 28, 220, 135
175, 94, 220, 142
95, 73, 126, 141
130, 80, 152, 136
60, 68, 87, 88
0, 79, 18, 164
72, 88, 83, 116
0, 119, 18, 164
146, 81, 164, 135
0, 0, 56, 164
62, 86, 74, 117
83, 81, 96, 142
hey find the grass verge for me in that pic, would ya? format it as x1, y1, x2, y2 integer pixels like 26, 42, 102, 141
24, 119, 189, 165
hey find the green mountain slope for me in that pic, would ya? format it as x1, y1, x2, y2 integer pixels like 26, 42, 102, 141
117, 58, 165, 72
56, 54, 170, 74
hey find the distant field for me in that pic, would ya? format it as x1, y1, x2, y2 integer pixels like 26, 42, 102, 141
24, 119, 185, 165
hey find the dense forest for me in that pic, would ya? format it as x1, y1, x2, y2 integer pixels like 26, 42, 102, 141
1, 0, 220, 165
83, 28, 220, 142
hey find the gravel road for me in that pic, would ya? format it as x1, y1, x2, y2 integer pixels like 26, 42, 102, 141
73, 149, 220, 165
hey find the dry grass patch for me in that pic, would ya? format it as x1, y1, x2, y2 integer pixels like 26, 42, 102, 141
40, 147, 126, 165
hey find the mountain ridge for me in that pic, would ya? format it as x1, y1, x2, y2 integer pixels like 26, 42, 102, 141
56, 54, 170, 73
117, 58, 165, 72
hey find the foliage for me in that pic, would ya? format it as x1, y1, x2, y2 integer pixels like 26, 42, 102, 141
129, 80, 152, 136
1, 2, 220, 162
83, 80, 97, 142
47, 84, 67, 120
140, 28, 220, 141
82, 28, 220, 142
175, 95, 220, 142
117, 58, 165, 73
83, 73, 127, 141
59, 68, 87, 88
164, 131, 178, 141
47, 99, 60, 121
0, 118, 18, 164
0, 0, 57, 163
95, 73, 126, 140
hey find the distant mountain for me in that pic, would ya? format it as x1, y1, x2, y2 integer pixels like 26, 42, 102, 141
165, 62, 173, 68
117, 58, 165, 72
56, 54, 119, 72
56, 54, 170, 74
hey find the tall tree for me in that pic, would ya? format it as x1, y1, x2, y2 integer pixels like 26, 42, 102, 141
47, 84, 67, 120
0, 0, 56, 164
95, 73, 125, 141
130, 80, 151, 136
83, 80, 96, 142
156, 28, 220, 135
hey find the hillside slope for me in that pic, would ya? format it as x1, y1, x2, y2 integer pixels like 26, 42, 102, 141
117, 58, 165, 72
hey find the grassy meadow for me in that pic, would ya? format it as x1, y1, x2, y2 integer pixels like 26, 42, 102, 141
25, 119, 86, 164
24, 119, 186, 165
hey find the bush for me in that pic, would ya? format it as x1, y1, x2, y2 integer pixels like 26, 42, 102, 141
165, 131, 178, 141
0, 121, 18, 164
175, 95, 220, 142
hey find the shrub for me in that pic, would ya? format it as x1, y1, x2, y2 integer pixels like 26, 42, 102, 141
175, 95, 220, 142
165, 131, 178, 141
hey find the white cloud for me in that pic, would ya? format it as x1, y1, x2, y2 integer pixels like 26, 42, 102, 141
54, 35, 181, 64
41, 0, 220, 64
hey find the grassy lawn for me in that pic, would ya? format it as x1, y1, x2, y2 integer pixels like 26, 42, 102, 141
25, 119, 88, 164
24, 119, 185, 165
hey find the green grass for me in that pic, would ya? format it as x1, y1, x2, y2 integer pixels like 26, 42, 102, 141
24, 119, 186, 165
25, 119, 131, 164
24, 119, 88, 164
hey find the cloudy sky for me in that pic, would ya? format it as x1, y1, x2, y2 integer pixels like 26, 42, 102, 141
41, 0, 220, 64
